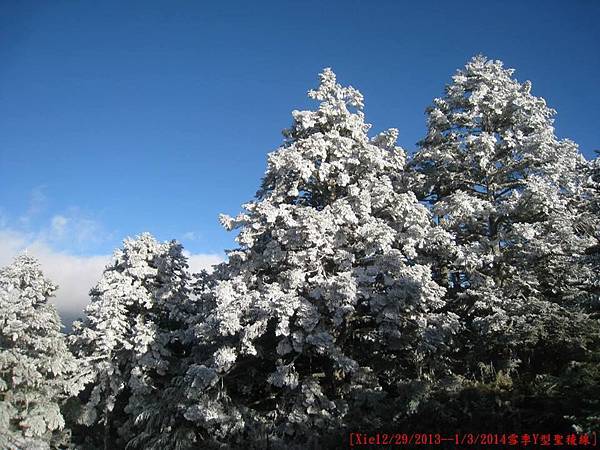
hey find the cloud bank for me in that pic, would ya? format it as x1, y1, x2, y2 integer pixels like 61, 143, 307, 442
0, 227, 223, 328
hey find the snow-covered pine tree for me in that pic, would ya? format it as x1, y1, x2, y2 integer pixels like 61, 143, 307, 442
124, 269, 217, 450
536, 151, 600, 315
410, 56, 600, 429
175, 69, 458, 448
69, 233, 191, 449
0, 255, 81, 450
565, 153, 600, 432
413, 54, 589, 297
578, 153, 600, 310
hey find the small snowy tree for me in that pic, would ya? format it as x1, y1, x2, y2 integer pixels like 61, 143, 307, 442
69, 233, 191, 449
174, 69, 458, 448
0, 255, 81, 450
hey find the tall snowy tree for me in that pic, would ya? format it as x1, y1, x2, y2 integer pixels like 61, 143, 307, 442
69, 233, 191, 449
410, 55, 600, 430
414, 55, 590, 289
0, 255, 81, 450
171, 68, 459, 448
412, 55, 590, 350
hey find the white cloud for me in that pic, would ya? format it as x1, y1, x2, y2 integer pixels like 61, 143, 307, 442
0, 227, 224, 328
0, 228, 109, 318
182, 231, 202, 241
41, 210, 114, 250
50, 215, 69, 237
19, 186, 47, 226
184, 251, 224, 274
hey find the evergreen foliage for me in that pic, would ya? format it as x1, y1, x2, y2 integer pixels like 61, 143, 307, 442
4, 57, 598, 449
171, 68, 459, 448
0, 256, 81, 450
68, 233, 191, 449
411, 55, 600, 433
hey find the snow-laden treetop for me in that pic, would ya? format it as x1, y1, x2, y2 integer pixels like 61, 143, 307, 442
246, 67, 403, 211
418, 55, 583, 194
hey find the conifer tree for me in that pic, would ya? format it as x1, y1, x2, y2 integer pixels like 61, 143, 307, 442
579, 154, 600, 309
0, 255, 81, 450
175, 69, 458, 448
412, 56, 592, 363
69, 233, 191, 449
410, 55, 600, 431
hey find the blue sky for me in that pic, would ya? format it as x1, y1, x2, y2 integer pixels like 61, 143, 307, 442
1, 0, 599, 265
